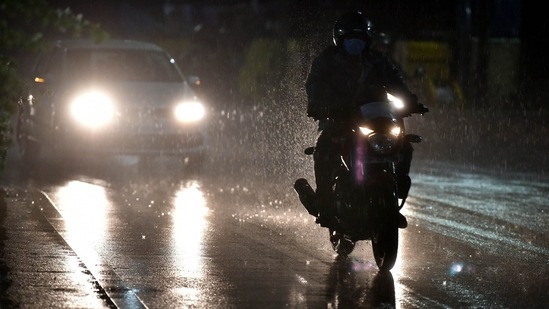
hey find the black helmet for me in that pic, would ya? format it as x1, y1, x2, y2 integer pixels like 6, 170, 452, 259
333, 11, 374, 47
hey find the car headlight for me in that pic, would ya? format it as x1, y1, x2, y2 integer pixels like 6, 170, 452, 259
174, 101, 205, 123
70, 91, 115, 129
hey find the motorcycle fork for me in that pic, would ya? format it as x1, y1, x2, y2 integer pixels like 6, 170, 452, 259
349, 135, 397, 187
361, 163, 399, 238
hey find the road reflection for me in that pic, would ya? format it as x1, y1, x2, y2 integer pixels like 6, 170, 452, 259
325, 255, 396, 308
11, 152, 409, 307
171, 181, 210, 302
55, 180, 110, 241
44, 169, 215, 307
52, 180, 111, 271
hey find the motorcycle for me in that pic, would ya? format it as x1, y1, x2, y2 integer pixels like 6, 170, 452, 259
294, 94, 427, 271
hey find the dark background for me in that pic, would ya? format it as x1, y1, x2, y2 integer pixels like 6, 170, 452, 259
42, 0, 547, 108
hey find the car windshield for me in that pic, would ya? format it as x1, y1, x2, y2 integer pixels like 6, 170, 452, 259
66, 48, 184, 83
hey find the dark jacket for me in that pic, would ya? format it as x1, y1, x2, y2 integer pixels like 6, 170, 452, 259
305, 46, 416, 128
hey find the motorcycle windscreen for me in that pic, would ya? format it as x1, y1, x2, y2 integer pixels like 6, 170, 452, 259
359, 102, 397, 121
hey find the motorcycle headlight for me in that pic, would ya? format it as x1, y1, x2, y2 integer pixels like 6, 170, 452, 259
174, 100, 206, 123
360, 125, 400, 136
359, 126, 374, 136
368, 133, 399, 154
70, 91, 115, 129
387, 93, 405, 110
390, 126, 401, 136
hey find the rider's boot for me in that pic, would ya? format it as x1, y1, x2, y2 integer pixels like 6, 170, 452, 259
397, 212, 408, 228
396, 174, 411, 228
397, 174, 411, 199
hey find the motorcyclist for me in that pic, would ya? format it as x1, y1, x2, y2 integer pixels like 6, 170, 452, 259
372, 32, 392, 55
303, 11, 427, 229
372, 31, 402, 71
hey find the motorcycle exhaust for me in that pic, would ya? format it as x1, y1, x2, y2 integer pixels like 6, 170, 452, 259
293, 178, 318, 216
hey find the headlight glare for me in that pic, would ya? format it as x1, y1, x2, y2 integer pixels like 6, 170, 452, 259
70, 91, 115, 129
387, 93, 404, 110
359, 126, 374, 136
390, 126, 401, 136
174, 101, 205, 123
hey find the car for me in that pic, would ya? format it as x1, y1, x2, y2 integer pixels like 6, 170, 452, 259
16, 38, 208, 168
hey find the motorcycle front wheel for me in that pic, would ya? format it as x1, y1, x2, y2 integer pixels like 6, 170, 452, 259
371, 188, 399, 271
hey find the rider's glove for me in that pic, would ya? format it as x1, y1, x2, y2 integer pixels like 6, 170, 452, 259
412, 102, 429, 115
404, 94, 429, 116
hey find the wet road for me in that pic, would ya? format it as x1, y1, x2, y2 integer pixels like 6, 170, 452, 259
2, 106, 549, 308
3, 146, 548, 308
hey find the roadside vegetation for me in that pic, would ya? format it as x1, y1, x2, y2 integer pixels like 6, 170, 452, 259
0, 0, 107, 170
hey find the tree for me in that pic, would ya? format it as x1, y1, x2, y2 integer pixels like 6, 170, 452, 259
0, 0, 107, 170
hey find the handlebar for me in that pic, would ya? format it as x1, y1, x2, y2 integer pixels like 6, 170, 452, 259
402, 102, 429, 117
415, 103, 429, 115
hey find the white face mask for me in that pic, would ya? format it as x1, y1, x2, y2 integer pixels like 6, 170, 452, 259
343, 39, 366, 55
